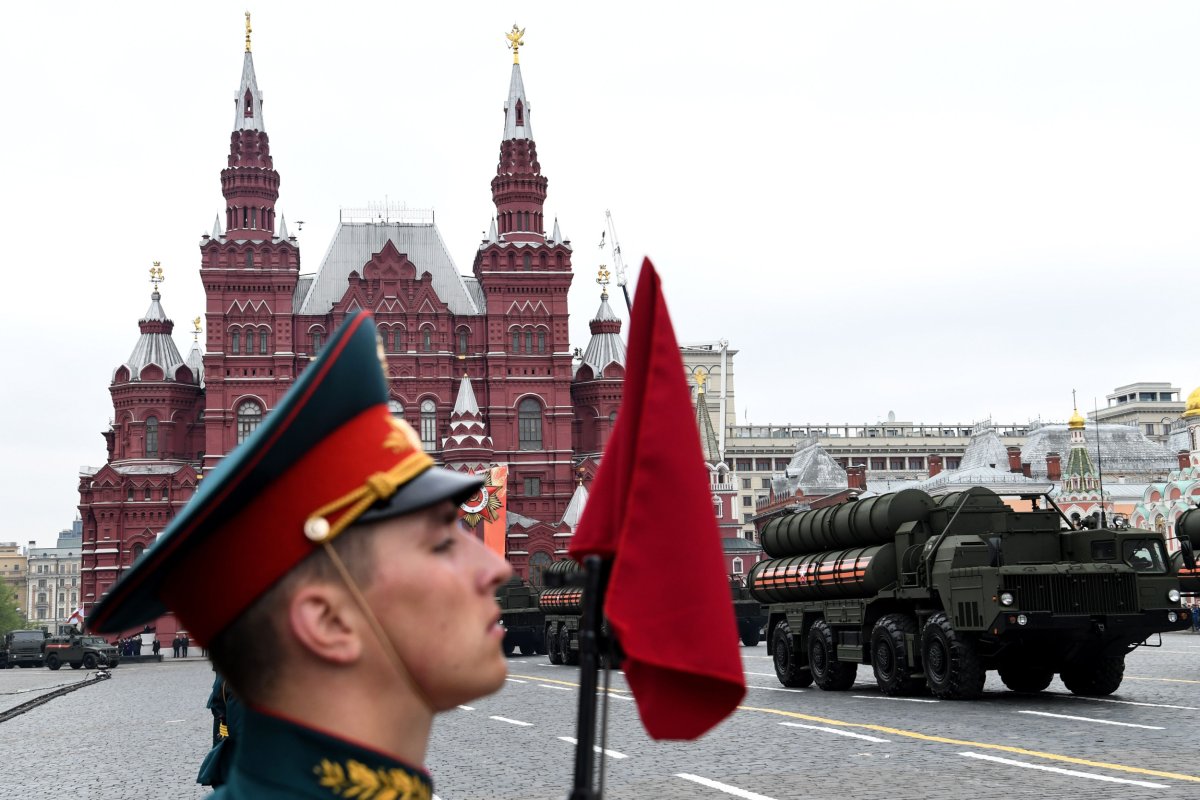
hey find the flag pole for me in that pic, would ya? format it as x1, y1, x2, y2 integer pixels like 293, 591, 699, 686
568, 554, 609, 799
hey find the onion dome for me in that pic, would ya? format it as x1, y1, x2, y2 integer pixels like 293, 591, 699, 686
1184, 386, 1200, 419
1068, 407, 1086, 429
113, 270, 193, 384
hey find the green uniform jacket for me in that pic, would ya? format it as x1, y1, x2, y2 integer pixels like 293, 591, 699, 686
211, 705, 434, 799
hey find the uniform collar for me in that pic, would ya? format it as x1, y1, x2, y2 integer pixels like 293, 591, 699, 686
233, 705, 433, 799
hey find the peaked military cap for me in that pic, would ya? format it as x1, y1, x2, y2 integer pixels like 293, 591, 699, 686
87, 311, 482, 643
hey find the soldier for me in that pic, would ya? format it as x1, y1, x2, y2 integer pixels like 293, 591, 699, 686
88, 312, 512, 798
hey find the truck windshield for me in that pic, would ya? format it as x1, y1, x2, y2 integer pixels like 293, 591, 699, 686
1123, 540, 1167, 574
83, 638, 109, 647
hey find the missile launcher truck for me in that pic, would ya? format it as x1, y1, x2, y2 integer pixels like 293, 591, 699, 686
751, 487, 1190, 700
1172, 508, 1200, 597
539, 560, 584, 666
496, 577, 548, 657
730, 575, 767, 647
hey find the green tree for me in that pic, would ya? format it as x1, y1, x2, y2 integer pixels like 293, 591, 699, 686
0, 583, 26, 635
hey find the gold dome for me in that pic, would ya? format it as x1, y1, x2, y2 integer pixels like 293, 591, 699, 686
1067, 407, 1086, 430
1184, 386, 1200, 418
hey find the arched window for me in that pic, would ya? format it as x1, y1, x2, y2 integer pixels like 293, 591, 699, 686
131, 543, 145, 562
529, 551, 553, 588
245, 251, 254, 268
311, 329, 324, 354
732, 557, 744, 575
259, 329, 269, 355
145, 416, 158, 457
512, 330, 521, 353
523, 253, 532, 271
388, 400, 405, 419
420, 399, 437, 450
537, 331, 546, 354
712, 495, 723, 517
231, 330, 241, 355
457, 329, 469, 356
237, 401, 263, 444
524, 330, 533, 353
422, 328, 433, 353
518, 398, 543, 450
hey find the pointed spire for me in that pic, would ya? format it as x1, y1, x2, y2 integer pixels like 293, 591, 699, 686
488, 216, 498, 243
453, 373, 481, 416
695, 374, 722, 463
503, 25, 532, 140
561, 478, 589, 531
551, 217, 561, 242
234, 14, 264, 132
277, 214, 290, 239
211, 213, 224, 239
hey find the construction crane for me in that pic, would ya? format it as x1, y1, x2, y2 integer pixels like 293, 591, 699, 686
598, 209, 633, 312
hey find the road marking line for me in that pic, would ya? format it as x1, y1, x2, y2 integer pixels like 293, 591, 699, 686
164, 719, 185, 723
747, 685, 805, 693
742, 655, 773, 660
604, 693, 633, 701
1062, 694, 1200, 711
737, 705, 1200, 784
540, 684, 573, 691
509, 660, 527, 664
743, 671, 778, 677
535, 663, 562, 668
557, 736, 628, 759
488, 716, 533, 727
958, 752, 1168, 789
510, 673, 629, 692
779, 721, 890, 742
852, 695, 938, 704
1017, 710, 1164, 730
504, 678, 528, 684
456, 705, 474, 711
1126, 675, 1200, 685
675, 773, 777, 800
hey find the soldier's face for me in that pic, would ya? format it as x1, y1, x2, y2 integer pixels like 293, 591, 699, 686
363, 501, 513, 709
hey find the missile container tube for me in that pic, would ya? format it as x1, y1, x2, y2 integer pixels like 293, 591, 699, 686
752, 487, 1191, 700
539, 560, 584, 666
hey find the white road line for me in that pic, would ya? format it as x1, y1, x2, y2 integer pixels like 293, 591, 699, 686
164, 719, 185, 723
675, 773, 778, 800
742, 655, 773, 660
557, 736, 628, 759
456, 705, 475, 711
746, 685, 805, 693
488, 716, 533, 727
958, 752, 1168, 789
1017, 710, 1164, 730
779, 722, 890, 743
743, 671, 778, 677
509, 660, 527, 664
536, 663, 562, 668
540, 684, 573, 691
1063, 694, 1200, 711
603, 692, 633, 701
504, 678, 528, 684
852, 695, 939, 704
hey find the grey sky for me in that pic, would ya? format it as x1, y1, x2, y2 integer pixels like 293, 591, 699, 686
2, 2, 1196, 546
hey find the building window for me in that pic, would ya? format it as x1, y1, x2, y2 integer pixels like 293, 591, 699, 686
457, 330, 469, 355
145, 416, 158, 457
755, 459, 771, 471
237, 401, 263, 444
525, 331, 533, 353
231, 330, 240, 354
523, 477, 541, 496
420, 399, 437, 450
422, 328, 432, 353
945, 457, 962, 470
523, 253, 532, 270
512, 330, 521, 353
259, 329, 269, 355
390, 328, 401, 353
143, 487, 151, 500
388, 400, 404, 420
162, 487, 168, 500
761, 478, 771, 489
127, 487, 134, 501
742, 495, 752, 507
742, 478, 751, 489
775, 459, 789, 470
518, 398, 543, 450
736, 459, 751, 471
870, 458, 887, 470
743, 513, 753, 524
537, 331, 546, 353
311, 330, 324, 353
245, 250, 254, 268
908, 457, 926, 470
732, 557, 744, 575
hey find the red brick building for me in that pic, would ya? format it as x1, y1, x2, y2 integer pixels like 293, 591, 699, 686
79, 32, 624, 628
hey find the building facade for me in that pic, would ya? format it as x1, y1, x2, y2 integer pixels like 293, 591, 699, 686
1090, 382, 1184, 445
0, 543, 27, 621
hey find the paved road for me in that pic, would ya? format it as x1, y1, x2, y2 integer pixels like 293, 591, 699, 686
0, 640, 1197, 799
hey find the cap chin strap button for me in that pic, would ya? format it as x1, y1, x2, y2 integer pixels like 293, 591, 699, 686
304, 517, 332, 542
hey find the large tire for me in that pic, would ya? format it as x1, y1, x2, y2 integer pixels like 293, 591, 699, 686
740, 622, 761, 648
1061, 655, 1124, 697
808, 619, 857, 691
547, 624, 563, 665
998, 663, 1055, 693
772, 620, 813, 688
46, 654, 61, 671
503, 639, 516, 657
70, 662, 82, 670
82, 653, 97, 670
871, 614, 924, 696
560, 626, 580, 666
921, 612, 984, 700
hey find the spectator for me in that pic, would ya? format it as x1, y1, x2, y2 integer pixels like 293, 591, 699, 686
1191, 604, 1199, 633
152, 637, 161, 657
182, 635, 189, 658
172, 635, 181, 658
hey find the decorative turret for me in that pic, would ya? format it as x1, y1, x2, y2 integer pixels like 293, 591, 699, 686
1058, 392, 1110, 522
491, 24, 547, 244
221, 12, 280, 241
440, 374, 494, 473
695, 373, 722, 465
560, 472, 589, 531
577, 268, 626, 379
113, 265, 192, 385
571, 269, 626, 456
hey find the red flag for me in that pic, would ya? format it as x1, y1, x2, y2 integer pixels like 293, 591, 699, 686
570, 258, 745, 740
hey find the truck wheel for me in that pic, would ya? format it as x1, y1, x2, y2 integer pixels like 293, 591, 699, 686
1061, 655, 1124, 696
740, 623, 761, 647
83, 653, 98, 670
998, 663, 1054, 693
921, 612, 984, 700
871, 614, 923, 696
772, 620, 813, 688
561, 627, 580, 666
46, 654, 61, 671
70, 662, 82, 670
547, 624, 563, 665
808, 619, 857, 691
503, 640, 516, 657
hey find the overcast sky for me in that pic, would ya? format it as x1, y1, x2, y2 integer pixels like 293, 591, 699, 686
2, 2, 1197, 546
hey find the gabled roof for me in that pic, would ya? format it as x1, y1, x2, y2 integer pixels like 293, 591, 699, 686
1022, 423, 1176, 479
771, 440, 848, 498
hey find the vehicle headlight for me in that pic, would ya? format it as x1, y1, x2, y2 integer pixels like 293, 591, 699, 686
1016, 614, 1029, 626
1168, 611, 1179, 623
1168, 589, 1181, 603
999, 592, 1015, 607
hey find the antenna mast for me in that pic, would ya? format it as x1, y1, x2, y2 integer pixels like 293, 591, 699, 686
1093, 397, 1107, 528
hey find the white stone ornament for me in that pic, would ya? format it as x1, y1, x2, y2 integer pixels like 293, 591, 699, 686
304, 517, 331, 542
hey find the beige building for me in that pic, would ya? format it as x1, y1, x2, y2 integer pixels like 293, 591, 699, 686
0, 542, 28, 620
1090, 382, 1184, 444
25, 544, 82, 627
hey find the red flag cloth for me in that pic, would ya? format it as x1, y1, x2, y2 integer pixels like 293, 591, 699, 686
570, 258, 746, 740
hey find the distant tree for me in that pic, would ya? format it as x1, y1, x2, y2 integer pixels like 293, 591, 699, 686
0, 584, 26, 635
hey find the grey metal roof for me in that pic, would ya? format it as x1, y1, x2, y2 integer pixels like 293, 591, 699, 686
298, 222, 481, 316
463, 277, 485, 311
211, 213, 224, 238
293, 275, 315, 311
112, 463, 192, 476
560, 482, 589, 530
185, 342, 205, 388
452, 375, 480, 415
114, 292, 190, 384
503, 63, 532, 140
910, 466, 1052, 496
771, 440, 848, 498
233, 52, 264, 132
958, 424, 1013, 470
1022, 423, 1176, 480
577, 294, 626, 378
723, 537, 763, 553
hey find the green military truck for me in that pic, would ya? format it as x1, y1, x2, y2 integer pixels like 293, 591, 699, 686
44, 634, 121, 670
1, 630, 48, 668
1173, 508, 1200, 597
752, 487, 1190, 699
496, 577, 547, 657
539, 560, 584, 666
730, 575, 767, 646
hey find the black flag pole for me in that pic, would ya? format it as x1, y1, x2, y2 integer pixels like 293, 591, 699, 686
568, 554, 610, 799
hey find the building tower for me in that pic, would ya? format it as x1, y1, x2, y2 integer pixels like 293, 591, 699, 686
1184, 386, 1200, 466
441, 374, 495, 474
78, 269, 203, 627
200, 14, 302, 471
571, 267, 626, 455
1058, 400, 1111, 524
472, 27, 577, 519
696, 374, 740, 537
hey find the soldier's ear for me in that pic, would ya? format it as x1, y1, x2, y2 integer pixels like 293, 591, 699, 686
286, 583, 363, 666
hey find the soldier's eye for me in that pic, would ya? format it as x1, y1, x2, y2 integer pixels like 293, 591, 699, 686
433, 537, 456, 554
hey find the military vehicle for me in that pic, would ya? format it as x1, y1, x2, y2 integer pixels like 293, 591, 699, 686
751, 487, 1190, 699
540, 560, 584, 665
2, 630, 48, 668
730, 575, 766, 646
1172, 508, 1200, 596
496, 577, 547, 657
44, 634, 121, 670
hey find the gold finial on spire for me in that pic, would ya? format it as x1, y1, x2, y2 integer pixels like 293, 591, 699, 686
1068, 389, 1086, 430
696, 372, 708, 393
149, 262, 164, 292
596, 265, 611, 296
506, 24, 525, 64
245, 11, 252, 53
193, 316, 202, 342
